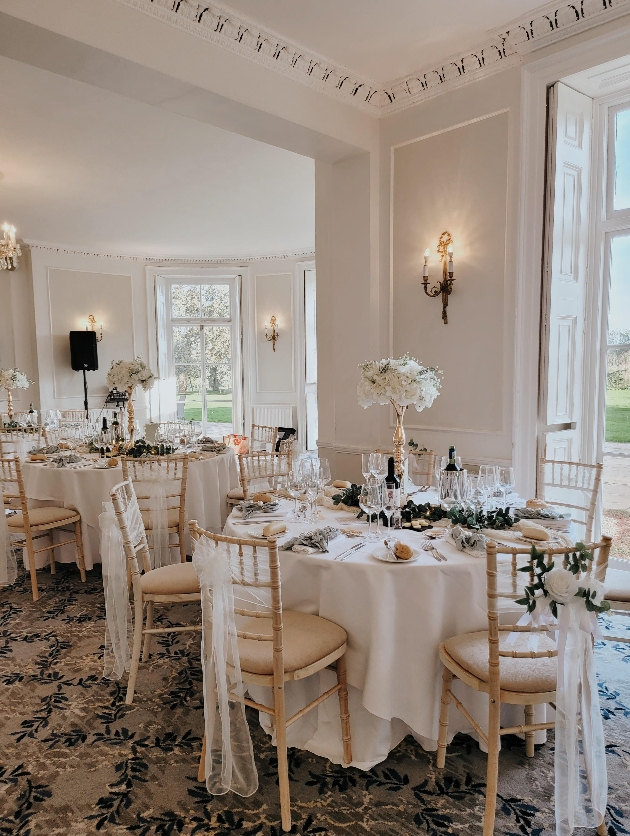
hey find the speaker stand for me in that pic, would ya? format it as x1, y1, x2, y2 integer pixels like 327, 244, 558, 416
82, 367, 89, 420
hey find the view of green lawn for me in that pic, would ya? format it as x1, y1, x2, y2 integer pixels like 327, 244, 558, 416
605, 389, 630, 443
182, 391, 233, 424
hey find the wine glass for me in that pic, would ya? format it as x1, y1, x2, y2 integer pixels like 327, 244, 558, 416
360, 484, 375, 540
285, 467, 304, 521
361, 453, 372, 483
479, 465, 498, 510
382, 482, 397, 537
369, 452, 388, 483
467, 475, 486, 514
366, 483, 383, 542
499, 467, 515, 507
317, 458, 331, 491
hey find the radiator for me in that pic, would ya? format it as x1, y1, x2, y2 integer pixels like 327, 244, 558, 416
252, 405, 294, 429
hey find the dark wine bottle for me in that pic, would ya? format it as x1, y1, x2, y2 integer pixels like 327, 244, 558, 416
444, 446, 461, 471
101, 417, 108, 432
111, 411, 120, 442
386, 456, 401, 507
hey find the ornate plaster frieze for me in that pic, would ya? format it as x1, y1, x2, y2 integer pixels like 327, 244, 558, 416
111, 0, 630, 115
25, 240, 315, 264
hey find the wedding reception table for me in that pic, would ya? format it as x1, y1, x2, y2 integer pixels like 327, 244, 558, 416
223, 494, 552, 770
22, 451, 239, 569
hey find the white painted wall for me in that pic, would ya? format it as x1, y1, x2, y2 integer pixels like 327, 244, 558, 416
15, 244, 309, 435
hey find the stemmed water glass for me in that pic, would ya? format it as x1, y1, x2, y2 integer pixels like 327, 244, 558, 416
382, 482, 397, 538
499, 467, 515, 507
285, 466, 304, 521
369, 452, 388, 484
360, 483, 382, 542
479, 465, 498, 511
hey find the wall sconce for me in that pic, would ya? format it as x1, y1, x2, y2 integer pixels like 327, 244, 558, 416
264, 315, 279, 352
85, 314, 103, 342
0, 222, 21, 271
422, 231, 455, 324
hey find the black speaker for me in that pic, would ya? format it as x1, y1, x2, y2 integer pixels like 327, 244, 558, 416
69, 331, 98, 371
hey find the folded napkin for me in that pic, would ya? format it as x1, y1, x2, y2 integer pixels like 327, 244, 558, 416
30, 445, 60, 455
235, 500, 280, 519
50, 453, 82, 468
281, 526, 340, 554
451, 525, 487, 552
514, 507, 569, 521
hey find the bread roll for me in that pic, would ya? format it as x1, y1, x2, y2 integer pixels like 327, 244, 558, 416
253, 492, 273, 503
263, 521, 287, 537
29, 454, 47, 462
332, 480, 352, 489
107, 457, 119, 468
526, 499, 548, 510
393, 541, 413, 560
518, 520, 550, 541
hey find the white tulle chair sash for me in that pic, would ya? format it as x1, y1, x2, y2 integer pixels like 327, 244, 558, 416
98, 492, 145, 680
0, 506, 17, 587
135, 471, 174, 569
192, 536, 258, 797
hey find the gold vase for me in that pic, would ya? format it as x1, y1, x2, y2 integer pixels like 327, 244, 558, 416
6, 389, 13, 421
126, 386, 135, 443
392, 401, 407, 482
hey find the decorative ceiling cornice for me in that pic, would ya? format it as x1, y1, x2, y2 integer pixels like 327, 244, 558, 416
112, 0, 630, 115
25, 240, 315, 264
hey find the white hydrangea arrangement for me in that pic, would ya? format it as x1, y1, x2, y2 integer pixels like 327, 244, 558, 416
0, 368, 32, 390
106, 358, 155, 393
357, 354, 442, 413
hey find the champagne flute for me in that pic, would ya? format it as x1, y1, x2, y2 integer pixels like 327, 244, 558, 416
361, 453, 372, 483
360, 485, 374, 540
499, 467, 515, 507
366, 483, 382, 542
382, 482, 397, 538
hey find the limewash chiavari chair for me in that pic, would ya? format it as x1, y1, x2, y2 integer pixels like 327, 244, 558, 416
121, 455, 189, 564
436, 537, 612, 836
109, 480, 200, 704
250, 423, 278, 452
408, 450, 436, 488
0, 426, 48, 457
59, 410, 89, 422
189, 521, 352, 832
237, 450, 292, 501
537, 458, 602, 542
0, 456, 86, 601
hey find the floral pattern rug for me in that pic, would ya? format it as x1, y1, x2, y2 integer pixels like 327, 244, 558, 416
1, 565, 629, 836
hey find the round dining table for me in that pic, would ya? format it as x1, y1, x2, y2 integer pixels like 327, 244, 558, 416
223, 494, 548, 770
22, 451, 239, 569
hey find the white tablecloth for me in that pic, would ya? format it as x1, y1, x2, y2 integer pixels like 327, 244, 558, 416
224, 497, 546, 770
22, 452, 239, 569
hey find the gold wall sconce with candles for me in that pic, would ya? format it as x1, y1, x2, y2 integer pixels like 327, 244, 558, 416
85, 314, 103, 342
422, 231, 455, 324
0, 222, 21, 271
264, 315, 279, 351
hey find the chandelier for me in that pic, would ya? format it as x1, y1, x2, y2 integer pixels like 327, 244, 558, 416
0, 223, 21, 271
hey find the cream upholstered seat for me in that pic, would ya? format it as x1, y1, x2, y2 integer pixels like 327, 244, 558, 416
109, 480, 201, 705
1, 456, 86, 601
603, 568, 630, 643
8, 506, 79, 529
139, 561, 200, 595
226, 486, 245, 501
190, 521, 351, 833
239, 611, 347, 676
140, 508, 181, 529
442, 631, 557, 694
436, 537, 612, 836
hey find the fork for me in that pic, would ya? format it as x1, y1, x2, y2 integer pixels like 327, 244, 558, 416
334, 541, 366, 561
421, 541, 446, 562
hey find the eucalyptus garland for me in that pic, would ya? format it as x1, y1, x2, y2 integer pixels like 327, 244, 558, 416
447, 506, 515, 531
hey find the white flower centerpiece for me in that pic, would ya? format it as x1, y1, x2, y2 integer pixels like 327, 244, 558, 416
357, 354, 442, 479
106, 358, 155, 442
0, 367, 32, 423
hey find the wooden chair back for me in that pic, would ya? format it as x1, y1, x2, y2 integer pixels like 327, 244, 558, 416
251, 424, 278, 451
486, 538, 611, 699
238, 450, 292, 499
121, 455, 189, 522
408, 450, 436, 487
110, 480, 152, 577
537, 459, 602, 541
0, 426, 48, 457
59, 410, 88, 422
189, 520, 282, 655
0, 456, 28, 517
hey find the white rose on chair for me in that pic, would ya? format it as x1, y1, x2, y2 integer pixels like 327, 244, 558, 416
543, 568, 579, 604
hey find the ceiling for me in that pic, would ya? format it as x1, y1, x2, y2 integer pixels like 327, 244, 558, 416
0, 55, 315, 257
219, 0, 548, 83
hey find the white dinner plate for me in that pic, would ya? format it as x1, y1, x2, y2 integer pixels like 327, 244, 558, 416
371, 545, 420, 563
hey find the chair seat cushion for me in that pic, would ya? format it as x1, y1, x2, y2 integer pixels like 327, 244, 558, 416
140, 508, 180, 529
239, 611, 347, 676
7, 506, 79, 528
227, 487, 245, 500
605, 568, 630, 603
139, 561, 200, 595
442, 631, 557, 694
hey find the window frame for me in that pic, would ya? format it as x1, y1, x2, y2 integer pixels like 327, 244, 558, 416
606, 101, 630, 221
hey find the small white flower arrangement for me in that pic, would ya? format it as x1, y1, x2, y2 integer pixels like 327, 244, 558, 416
106, 358, 155, 393
357, 354, 442, 413
0, 368, 32, 390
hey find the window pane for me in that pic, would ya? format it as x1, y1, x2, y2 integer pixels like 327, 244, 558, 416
614, 108, 630, 211
172, 326, 201, 364
172, 284, 201, 318
201, 284, 231, 318
608, 234, 630, 343
205, 325, 232, 426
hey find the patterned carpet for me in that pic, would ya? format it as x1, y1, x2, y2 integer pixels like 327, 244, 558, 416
1, 565, 629, 836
